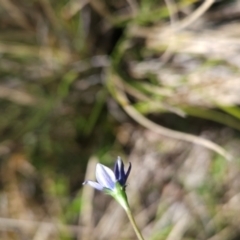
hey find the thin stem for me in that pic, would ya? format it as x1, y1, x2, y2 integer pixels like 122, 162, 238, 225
125, 208, 145, 240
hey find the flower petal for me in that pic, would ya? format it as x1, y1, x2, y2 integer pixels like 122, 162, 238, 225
96, 163, 116, 189
114, 159, 120, 180
83, 181, 104, 191
125, 162, 132, 182
117, 157, 125, 181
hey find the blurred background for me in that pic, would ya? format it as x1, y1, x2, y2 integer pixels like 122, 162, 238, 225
1, 0, 240, 239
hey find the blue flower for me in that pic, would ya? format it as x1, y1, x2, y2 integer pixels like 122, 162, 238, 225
83, 157, 144, 239
83, 156, 131, 191
114, 156, 131, 188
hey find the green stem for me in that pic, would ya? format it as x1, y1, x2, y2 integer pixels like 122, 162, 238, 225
125, 208, 145, 240
112, 183, 145, 240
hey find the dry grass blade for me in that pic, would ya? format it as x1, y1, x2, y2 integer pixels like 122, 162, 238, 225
39, 0, 62, 31
33, 222, 53, 240
108, 73, 232, 161
62, 0, 89, 19
78, 156, 98, 240
0, 218, 81, 235
94, 201, 125, 240
165, 213, 191, 240
120, 81, 185, 117
160, 0, 179, 63
0, 86, 37, 106
174, 0, 215, 31
0, 0, 32, 30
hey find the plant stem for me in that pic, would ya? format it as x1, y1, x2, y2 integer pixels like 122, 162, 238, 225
125, 208, 145, 240
113, 183, 145, 240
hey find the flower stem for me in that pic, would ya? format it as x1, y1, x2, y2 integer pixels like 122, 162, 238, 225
112, 183, 145, 240
125, 208, 145, 240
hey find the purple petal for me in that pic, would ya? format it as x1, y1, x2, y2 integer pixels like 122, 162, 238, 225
114, 159, 120, 180
83, 181, 104, 191
117, 157, 125, 181
118, 157, 125, 179
96, 164, 116, 189
125, 162, 132, 181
